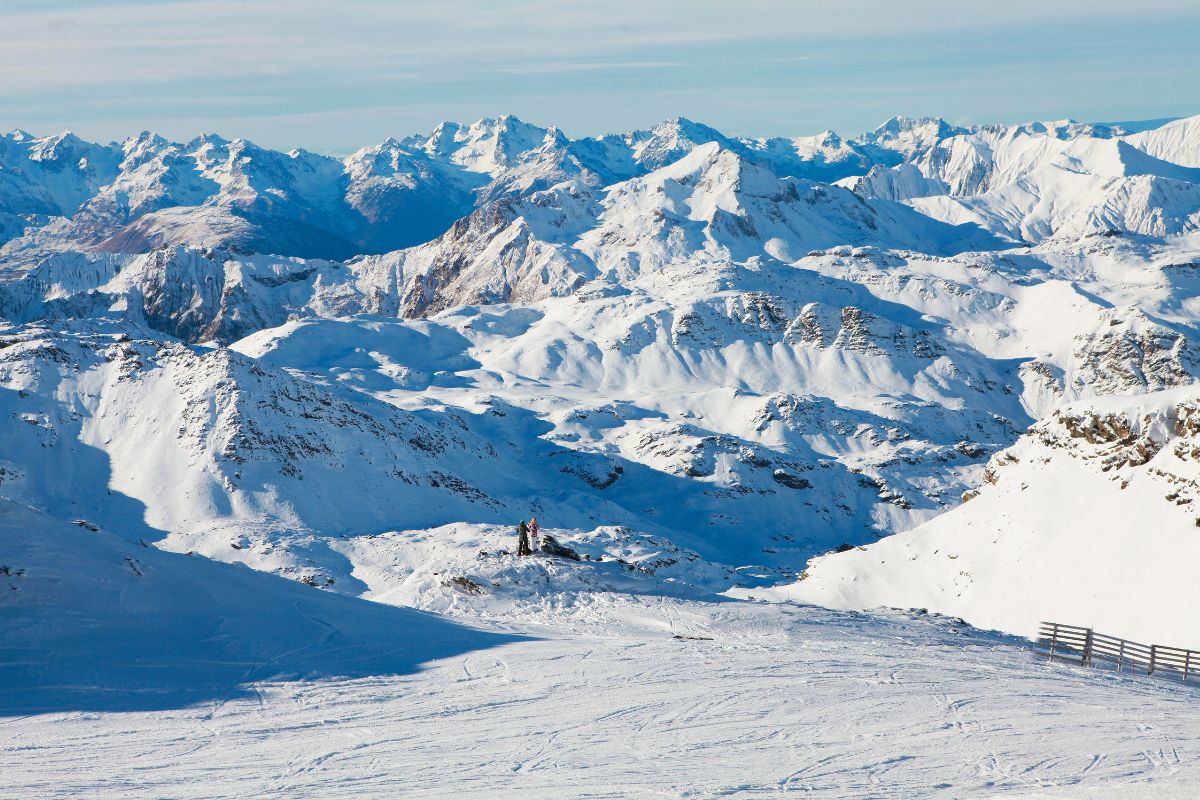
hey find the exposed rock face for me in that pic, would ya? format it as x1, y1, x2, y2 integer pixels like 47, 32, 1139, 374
1069, 312, 1199, 396
538, 534, 582, 561
0, 247, 350, 343
1039, 409, 1165, 472
784, 303, 942, 359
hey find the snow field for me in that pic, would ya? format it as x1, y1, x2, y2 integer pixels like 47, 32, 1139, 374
4, 501, 1200, 799
6, 602, 1200, 799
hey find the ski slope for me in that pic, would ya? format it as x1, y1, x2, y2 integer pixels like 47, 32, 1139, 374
3, 501, 1200, 799
6, 591, 1200, 799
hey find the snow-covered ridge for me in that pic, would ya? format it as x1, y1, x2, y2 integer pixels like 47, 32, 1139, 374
2, 113, 1199, 266
4, 111, 1200, 653
778, 385, 1200, 648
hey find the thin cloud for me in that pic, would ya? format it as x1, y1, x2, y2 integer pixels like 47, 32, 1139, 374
493, 61, 684, 76
0, 1, 1196, 149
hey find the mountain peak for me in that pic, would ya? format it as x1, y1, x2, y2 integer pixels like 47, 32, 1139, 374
653, 117, 726, 141
868, 116, 960, 139
419, 121, 463, 156
28, 130, 87, 161
634, 140, 762, 196
627, 117, 733, 171
120, 130, 170, 163
127, 129, 162, 143
857, 116, 967, 157
469, 114, 541, 135
187, 132, 232, 149
873, 115, 947, 130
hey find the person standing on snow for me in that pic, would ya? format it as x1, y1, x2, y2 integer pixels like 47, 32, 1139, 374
517, 520, 532, 556
529, 517, 540, 552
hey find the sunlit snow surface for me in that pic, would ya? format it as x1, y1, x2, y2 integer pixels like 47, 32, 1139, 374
7, 114, 1200, 796
3, 502, 1200, 798
9, 612, 1200, 799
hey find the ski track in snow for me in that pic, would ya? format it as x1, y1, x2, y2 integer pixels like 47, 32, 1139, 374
4, 600, 1200, 799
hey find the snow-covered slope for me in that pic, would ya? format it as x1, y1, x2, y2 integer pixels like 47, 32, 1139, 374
780, 385, 1200, 648
1126, 114, 1200, 167
850, 128, 1200, 243
0, 130, 122, 225
6, 205, 1200, 578
3, 111, 1200, 649
0, 322, 608, 549
8, 496, 1200, 798
0, 128, 483, 262
0, 498, 523, 714
8, 112, 1200, 796
9, 314, 991, 574
7, 113, 1198, 266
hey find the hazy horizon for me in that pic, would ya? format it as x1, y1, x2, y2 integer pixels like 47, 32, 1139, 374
3, 112, 1190, 158
2, 0, 1198, 154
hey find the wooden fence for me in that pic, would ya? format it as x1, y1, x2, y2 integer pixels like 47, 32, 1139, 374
1037, 622, 1198, 683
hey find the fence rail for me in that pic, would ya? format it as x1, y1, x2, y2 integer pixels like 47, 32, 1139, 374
1037, 622, 1198, 683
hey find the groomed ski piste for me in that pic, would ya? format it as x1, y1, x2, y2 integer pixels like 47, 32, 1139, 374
4, 501, 1200, 799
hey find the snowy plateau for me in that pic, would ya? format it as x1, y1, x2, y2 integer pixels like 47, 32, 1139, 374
4, 114, 1200, 798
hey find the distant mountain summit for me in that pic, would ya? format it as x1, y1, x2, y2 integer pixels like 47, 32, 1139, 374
3, 112, 1200, 646
4, 113, 1197, 266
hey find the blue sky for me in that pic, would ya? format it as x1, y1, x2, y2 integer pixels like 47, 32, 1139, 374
2, 0, 1198, 153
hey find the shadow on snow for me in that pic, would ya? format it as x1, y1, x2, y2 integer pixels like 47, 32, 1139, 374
0, 501, 530, 716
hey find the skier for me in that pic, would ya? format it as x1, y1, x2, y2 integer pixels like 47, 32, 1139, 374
516, 520, 532, 556
529, 517, 540, 552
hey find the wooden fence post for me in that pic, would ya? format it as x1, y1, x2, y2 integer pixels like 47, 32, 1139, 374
1039, 625, 1198, 684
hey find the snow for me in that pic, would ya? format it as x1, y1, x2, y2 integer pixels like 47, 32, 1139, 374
1126, 114, 1200, 168
6, 111, 1200, 796
780, 386, 1200, 649
5, 114, 1200, 273
5, 499, 1200, 798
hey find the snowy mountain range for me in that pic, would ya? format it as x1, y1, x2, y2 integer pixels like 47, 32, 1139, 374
5, 112, 1200, 647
